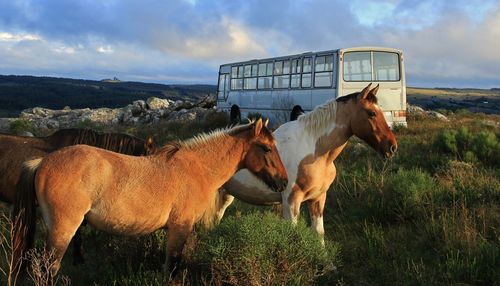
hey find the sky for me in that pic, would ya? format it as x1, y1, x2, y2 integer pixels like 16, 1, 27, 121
0, 0, 499, 88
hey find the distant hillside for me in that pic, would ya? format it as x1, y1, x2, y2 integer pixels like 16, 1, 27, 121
407, 87, 500, 114
0, 75, 216, 117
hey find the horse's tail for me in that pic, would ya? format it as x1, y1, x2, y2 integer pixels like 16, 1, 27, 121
12, 157, 42, 275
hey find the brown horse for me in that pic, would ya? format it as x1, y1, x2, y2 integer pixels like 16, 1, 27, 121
13, 119, 288, 275
0, 128, 157, 203
216, 84, 397, 244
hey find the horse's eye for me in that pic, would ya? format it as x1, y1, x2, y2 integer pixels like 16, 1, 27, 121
368, 110, 376, 118
259, 145, 272, 153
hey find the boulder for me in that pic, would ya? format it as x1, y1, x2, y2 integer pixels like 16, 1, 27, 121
146, 97, 170, 110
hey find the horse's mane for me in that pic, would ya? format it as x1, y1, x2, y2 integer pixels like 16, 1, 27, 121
155, 121, 260, 163
50, 128, 150, 155
179, 121, 257, 149
298, 98, 339, 138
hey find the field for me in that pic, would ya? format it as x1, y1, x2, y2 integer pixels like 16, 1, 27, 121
1, 108, 499, 285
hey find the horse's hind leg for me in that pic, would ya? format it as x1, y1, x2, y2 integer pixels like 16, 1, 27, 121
43, 214, 83, 274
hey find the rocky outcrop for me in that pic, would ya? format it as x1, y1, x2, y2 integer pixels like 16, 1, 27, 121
407, 104, 449, 121
3, 95, 217, 130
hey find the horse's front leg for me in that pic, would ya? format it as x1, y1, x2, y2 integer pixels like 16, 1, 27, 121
165, 222, 193, 279
283, 185, 304, 225
307, 192, 327, 246
214, 188, 234, 223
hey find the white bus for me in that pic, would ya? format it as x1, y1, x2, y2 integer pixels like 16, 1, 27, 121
216, 46, 406, 127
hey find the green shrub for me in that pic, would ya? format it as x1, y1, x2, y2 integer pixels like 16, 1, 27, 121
435, 127, 499, 166
73, 118, 104, 131
381, 168, 437, 221
436, 129, 458, 154
9, 119, 34, 135
471, 131, 499, 164
192, 212, 340, 285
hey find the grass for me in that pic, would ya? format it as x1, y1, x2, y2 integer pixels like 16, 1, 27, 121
1, 110, 499, 285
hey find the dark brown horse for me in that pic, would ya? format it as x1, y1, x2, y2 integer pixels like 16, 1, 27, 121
1, 128, 157, 263
0, 128, 156, 203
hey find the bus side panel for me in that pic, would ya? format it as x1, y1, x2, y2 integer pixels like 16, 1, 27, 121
239, 90, 254, 110
340, 81, 403, 111
253, 90, 272, 109
311, 88, 336, 110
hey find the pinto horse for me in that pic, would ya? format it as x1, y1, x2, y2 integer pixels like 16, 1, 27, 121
216, 83, 397, 244
13, 119, 288, 275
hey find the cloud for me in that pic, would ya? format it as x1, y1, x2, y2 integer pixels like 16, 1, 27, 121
0, 0, 498, 87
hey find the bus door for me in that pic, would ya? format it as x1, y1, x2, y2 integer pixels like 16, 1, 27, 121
217, 73, 229, 102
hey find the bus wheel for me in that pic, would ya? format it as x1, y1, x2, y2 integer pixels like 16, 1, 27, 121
230, 105, 241, 124
290, 105, 305, 121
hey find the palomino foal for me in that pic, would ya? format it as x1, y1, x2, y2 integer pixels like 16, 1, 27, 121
13, 119, 288, 275
219, 83, 397, 244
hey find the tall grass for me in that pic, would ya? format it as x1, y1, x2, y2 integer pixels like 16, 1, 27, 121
2, 111, 498, 285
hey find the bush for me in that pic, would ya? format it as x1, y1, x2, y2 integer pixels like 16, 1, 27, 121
381, 168, 437, 221
73, 119, 104, 131
436, 129, 458, 154
435, 127, 499, 166
191, 212, 340, 285
9, 119, 34, 135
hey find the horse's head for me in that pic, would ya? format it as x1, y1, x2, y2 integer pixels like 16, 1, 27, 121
241, 119, 288, 192
342, 83, 398, 158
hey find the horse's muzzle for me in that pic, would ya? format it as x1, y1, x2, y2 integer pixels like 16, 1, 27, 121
383, 142, 398, 159
269, 176, 288, 192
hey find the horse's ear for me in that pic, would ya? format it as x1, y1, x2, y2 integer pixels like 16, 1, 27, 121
254, 118, 263, 136
264, 118, 269, 127
358, 83, 373, 100
370, 84, 380, 96
145, 136, 156, 154
365, 84, 379, 103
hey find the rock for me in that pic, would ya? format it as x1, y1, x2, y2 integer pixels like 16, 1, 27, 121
146, 97, 170, 110
1, 95, 217, 129
131, 100, 147, 116
18, 131, 34, 137
427, 111, 449, 121
407, 104, 425, 114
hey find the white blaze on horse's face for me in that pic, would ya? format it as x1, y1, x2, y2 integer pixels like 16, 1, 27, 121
350, 83, 398, 158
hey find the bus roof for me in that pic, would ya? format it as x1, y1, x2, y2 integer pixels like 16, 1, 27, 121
220, 46, 403, 68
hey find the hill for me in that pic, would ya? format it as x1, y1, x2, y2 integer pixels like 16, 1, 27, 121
407, 87, 500, 114
0, 75, 216, 117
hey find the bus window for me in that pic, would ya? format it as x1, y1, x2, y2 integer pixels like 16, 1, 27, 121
258, 62, 273, 89
244, 65, 252, 77
373, 52, 400, 81
302, 57, 312, 88
314, 55, 334, 87
218, 74, 225, 100
343, 52, 372, 81
291, 58, 301, 88
243, 64, 257, 90
231, 65, 243, 90
273, 60, 290, 88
